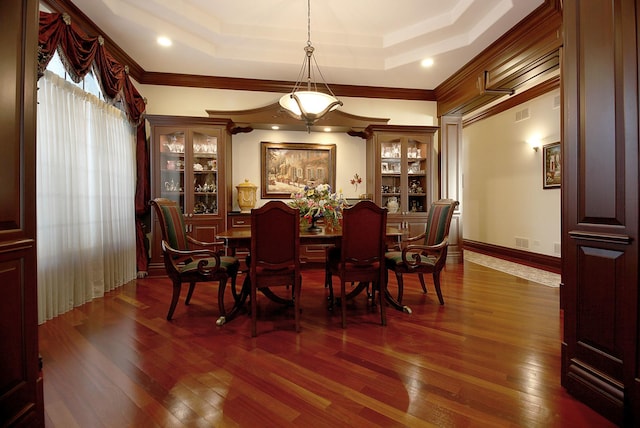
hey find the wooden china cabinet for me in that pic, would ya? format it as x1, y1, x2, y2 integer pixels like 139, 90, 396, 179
147, 115, 232, 277
366, 125, 438, 236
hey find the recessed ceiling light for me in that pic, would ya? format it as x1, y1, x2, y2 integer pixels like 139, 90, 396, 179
421, 58, 434, 68
157, 36, 172, 47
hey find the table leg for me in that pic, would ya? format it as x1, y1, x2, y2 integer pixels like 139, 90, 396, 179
216, 274, 250, 325
384, 288, 412, 314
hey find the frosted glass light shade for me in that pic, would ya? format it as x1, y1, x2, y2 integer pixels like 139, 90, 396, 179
279, 91, 341, 117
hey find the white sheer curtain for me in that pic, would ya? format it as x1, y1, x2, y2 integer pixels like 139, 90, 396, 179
36, 70, 137, 324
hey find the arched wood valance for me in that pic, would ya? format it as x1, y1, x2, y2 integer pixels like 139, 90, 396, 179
206, 103, 389, 138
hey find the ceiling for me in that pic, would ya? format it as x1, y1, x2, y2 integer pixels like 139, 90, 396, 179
66, 0, 545, 91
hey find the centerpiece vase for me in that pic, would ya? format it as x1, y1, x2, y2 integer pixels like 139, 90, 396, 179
307, 216, 322, 232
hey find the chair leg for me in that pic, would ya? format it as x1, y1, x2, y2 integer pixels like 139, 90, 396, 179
294, 275, 302, 333
251, 282, 258, 337
418, 274, 428, 294
216, 276, 228, 326
433, 271, 445, 305
324, 262, 330, 288
167, 281, 182, 320
368, 282, 376, 307
341, 279, 348, 329
185, 282, 196, 305
327, 273, 335, 310
378, 280, 387, 326
394, 272, 405, 304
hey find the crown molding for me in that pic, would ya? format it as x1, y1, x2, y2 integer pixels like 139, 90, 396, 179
139, 72, 435, 101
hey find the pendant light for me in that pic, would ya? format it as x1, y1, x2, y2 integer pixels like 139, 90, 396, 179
279, 0, 342, 130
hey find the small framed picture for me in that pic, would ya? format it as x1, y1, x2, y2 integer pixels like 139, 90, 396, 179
543, 142, 561, 189
381, 162, 389, 173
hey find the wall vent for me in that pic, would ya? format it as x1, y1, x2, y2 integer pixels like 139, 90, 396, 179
553, 95, 561, 109
515, 107, 530, 122
515, 237, 529, 249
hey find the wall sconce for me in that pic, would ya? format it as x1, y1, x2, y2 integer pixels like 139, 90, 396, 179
527, 136, 542, 152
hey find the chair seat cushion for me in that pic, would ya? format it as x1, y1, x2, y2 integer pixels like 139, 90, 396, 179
180, 256, 239, 274
385, 251, 436, 270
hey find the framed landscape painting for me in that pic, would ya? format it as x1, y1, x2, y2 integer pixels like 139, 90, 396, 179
543, 142, 561, 189
261, 142, 336, 198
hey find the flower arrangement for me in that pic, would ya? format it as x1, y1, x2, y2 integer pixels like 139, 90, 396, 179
350, 173, 362, 192
289, 183, 345, 228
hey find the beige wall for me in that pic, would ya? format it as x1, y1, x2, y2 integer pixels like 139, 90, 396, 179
137, 83, 438, 210
137, 83, 560, 257
462, 90, 561, 257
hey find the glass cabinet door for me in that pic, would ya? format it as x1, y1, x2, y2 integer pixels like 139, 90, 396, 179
378, 134, 430, 214
159, 130, 186, 212
380, 138, 402, 213
406, 137, 428, 213
191, 130, 218, 215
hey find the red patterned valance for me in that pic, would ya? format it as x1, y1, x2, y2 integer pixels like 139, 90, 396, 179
37, 11, 146, 125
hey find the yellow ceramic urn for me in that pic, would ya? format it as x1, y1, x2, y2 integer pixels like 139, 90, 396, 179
236, 179, 257, 213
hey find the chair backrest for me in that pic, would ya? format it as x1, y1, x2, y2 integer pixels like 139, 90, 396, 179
340, 200, 387, 265
423, 199, 459, 246
250, 201, 300, 270
150, 198, 189, 251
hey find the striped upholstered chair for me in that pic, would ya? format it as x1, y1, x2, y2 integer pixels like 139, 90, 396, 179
385, 199, 459, 306
150, 198, 239, 325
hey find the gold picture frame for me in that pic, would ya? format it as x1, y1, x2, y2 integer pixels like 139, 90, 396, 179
543, 142, 561, 189
261, 142, 336, 198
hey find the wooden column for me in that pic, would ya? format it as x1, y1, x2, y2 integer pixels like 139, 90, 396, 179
439, 115, 463, 263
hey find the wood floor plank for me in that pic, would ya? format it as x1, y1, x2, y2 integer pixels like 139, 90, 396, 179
39, 261, 616, 427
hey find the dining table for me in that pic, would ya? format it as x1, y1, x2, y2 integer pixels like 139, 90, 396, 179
215, 225, 412, 324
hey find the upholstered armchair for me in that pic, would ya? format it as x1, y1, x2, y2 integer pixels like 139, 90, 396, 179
150, 198, 239, 325
385, 199, 458, 307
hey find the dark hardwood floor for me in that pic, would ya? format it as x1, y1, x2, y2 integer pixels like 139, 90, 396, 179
39, 260, 615, 427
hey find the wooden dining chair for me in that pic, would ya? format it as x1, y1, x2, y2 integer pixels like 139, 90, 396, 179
385, 199, 458, 306
325, 200, 388, 328
150, 198, 239, 325
249, 201, 301, 337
